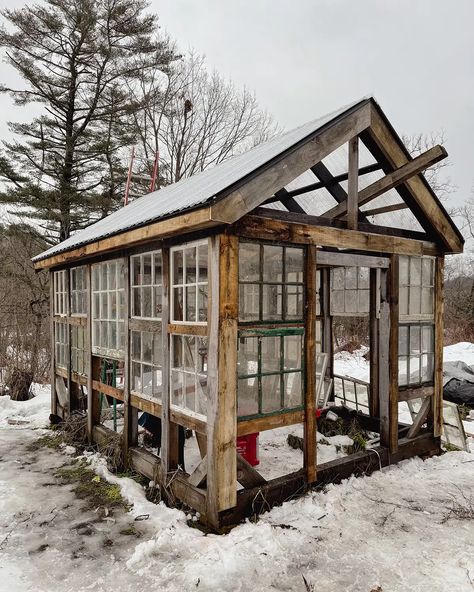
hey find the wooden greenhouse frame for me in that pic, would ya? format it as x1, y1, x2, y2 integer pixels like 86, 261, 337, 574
34, 98, 464, 530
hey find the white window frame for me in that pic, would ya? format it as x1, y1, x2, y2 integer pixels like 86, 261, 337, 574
54, 321, 68, 369
91, 258, 126, 359
399, 255, 435, 322
170, 239, 208, 326
130, 330, 163, 401
330, 266, 370, 317
130, 250, 163, 320
71, 324, 87, 375
70, 266, 87, 317
53, 270, 67, 317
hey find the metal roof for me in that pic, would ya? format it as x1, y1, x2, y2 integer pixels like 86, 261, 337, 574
33, 97, 370, 262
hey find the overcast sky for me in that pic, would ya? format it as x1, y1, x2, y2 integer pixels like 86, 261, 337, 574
0, 0, 472, 210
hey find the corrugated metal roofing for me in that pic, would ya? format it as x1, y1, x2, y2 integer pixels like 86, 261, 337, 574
33, 97, 369, 262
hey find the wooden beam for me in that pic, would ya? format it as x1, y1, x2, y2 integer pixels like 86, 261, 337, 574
122, 257, 137, 458
368, 105, 463, 254
433, 256, 444, 437
210, 103, 372, 224
347, 137, 359, 229
316, 250, 389, 268
274, 188, 306, 214
325, 145, 448, 219
304, 245, 317, 483
407, 397, 431, 439
398, 385, 434, 402
388, 256, 399, 452
237, 454, 267, 488
235, 213, 440, 257
34, 208, 216, 271
188, 456, 208, 488
206, 234, 238, 527
369, 268, 380, 418
362, 203, 408, 217
237, 409, 304, 436
49, 273, 57, 417
91, 380, 125, 401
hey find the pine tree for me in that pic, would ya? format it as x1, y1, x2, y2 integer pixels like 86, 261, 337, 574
0, 0, 178, 243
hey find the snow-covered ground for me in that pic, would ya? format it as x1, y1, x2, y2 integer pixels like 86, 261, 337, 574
1, 344, 474, 592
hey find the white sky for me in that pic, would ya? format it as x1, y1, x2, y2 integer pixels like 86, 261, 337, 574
0, 0, 473, 210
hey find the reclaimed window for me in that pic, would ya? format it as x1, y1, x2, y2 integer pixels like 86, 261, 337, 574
330, 266, 369, 316
170, 335, 208, 417
398, 323, 434, 387
53, 270, 67, 316
91, 259, 126, 358
171, 241, 208, 324
238, 242, 304, 322
131, 330, 162, 399
399, 256, 434, 320
70, 266, 87, 316
131, 251, 162, 319
54, 322, 68, 369
71, 325, 87, 375
237, 328, 304, 419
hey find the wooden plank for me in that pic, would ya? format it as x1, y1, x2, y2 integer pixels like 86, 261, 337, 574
50, 274, 57, 417
237, 409, 304, 436
237, 454, 267, 488
206, 234, 238, 526
130, 393, 162, 416
92, 380, 125, 402
398, 385, 434, 402
129, 393, 207, 434
433, 256, 444, 436
388, 256, 399, 452
71, 371, 88, 386
167, 323, 207, 336
122, 257, 137, 458
210, 102, 372, 224
317, 251, 389, 268
407, 397, 431, 439
369, 268, 379, 418
89, 356, 102, 438
368, 105, 463, 254
362, 203, 408, 217
304, 245, 317, 483
188, 456, 208, 488
86, 265, 96, 442
235, 213, 440, 257
55, 367, 68, 380
67, 316, 87, 327
326, 145, 448, 219
34, 208, 216, 270
347, 136, 359, 229
55, 376, 68, 409
320, 268, 333, 379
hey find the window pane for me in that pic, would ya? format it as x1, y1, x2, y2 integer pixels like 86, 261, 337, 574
239, 284, 259, 322
173, 287, 184, 321
108, 262, 117, 290
185, 247, 197, 284
154, 286, 162, 318
399, 256, 409, 285
142, 332, 153, 364
263, 245, 283, 282
238, 378, 259, 417
422, 325, 434, 352
143, 255, 152, 285
408, 356, 421, 384
358, 267, 369, 289
196, 375, 207, 416
142, 286, 152, 318
409, 286, 421, 316
345, 289, 359, 314
238, 336, 258, 376
410, 325, 421, 354
421, 287, 434, 315
131, 331, 141, 360
421, 353, 434, 382
184, 373, 196, 412
172, 335, 182, 369
171, 370, 184, 407
331, 290, 344, 315
152, 333, 162, 365
410, 257, 422, 286
132, 256, 141, 286
345, 267, 357, 289
422, 257, 434, 285
153, 252, 162, 286
399, 286, 409, 316
239, 243, 260, 282
183, 336, 196, 373
399, 325, 409, 356
284, 372, 302, 408
285, 248, 303, 283
133, 287, 141, 317
197, 244, 208, 283
332, 268, 345, 290
284, 334, 302, 370
261, 375, 281, 413
262, 284, 282, 320
132, 362, 141, 392
286, 285, 304, 320
261, 336, 280, 373
197, 285, 207, 322
142, 365, 153, 396
173, 250, 184, 285
185, 285, 196, 322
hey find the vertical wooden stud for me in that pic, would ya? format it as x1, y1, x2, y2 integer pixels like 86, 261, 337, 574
304, 245, 317, 483
206, 233, 238, 528
86, 264, 100, 442
321, 267, 333, 378
50, 271, 57, 417
433, 256, 444, 437
65, 269, 72, 418
123, 257, 137, 458
347, 136, 359, 230
369, 268, 380, 418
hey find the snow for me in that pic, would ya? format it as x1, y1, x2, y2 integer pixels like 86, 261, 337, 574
1, 345, 474, 591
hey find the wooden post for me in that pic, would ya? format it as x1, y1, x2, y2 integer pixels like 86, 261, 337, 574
321, 268, 333, 378
50, 271, 57, 417
206, 234, 238, 528
123, 258, 137, 459
347, 136, 359, 230
65, 269, 72, 418
304, 245, 317, 482
381, 256, 399, 453
369, 268, 380, 418
160, 247, 179, 476
433, 256, 444, 437
86, 264, 97, 443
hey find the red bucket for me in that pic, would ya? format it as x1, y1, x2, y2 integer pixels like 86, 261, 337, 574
237, 433, 260, 466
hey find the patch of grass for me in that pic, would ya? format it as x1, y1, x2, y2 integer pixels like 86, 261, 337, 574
443, 442, 462, 452
28, 433, 63, 452
55, 460, 128, 510
119, 525, 141, 537
116, 469, 148, 487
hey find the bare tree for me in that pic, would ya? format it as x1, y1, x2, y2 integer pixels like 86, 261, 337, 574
128, 53, 278, 190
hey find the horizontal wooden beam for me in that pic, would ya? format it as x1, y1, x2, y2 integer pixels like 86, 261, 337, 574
92, 380, 124, 401
324, 145, 448, 219
237, 409, 304, 436
317, 250, 389, 268
398, 385, 434, 402
235, 213, 440, 257
34, 208, 217, 270
362, 202, 408, 217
